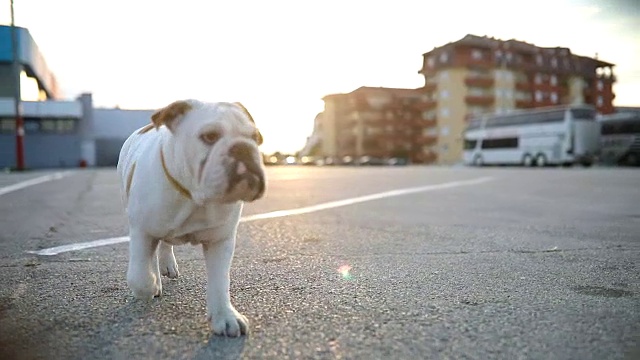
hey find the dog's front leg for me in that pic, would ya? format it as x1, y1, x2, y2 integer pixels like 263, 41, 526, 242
127, 229, 162, 300
202, 237, 248, 337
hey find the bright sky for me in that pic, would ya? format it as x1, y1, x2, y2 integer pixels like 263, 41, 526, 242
2, 0, 639, 154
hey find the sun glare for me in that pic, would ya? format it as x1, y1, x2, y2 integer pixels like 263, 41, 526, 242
20, 72, 42, 101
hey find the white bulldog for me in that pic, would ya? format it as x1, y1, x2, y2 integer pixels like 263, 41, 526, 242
116, 99, 266, 337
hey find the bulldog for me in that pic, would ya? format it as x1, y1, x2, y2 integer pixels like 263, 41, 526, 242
116, 100, 266, 337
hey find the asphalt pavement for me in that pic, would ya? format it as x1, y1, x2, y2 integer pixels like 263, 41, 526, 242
0, 165, 638, 360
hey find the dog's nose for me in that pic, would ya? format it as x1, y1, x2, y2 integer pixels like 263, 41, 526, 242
226, 142, 265, 201
229, 142, 254, 164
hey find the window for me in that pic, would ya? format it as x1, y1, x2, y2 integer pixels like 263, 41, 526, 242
597, 80, 603, 91
481, 137, 519, 149
24, 120, 40, 133
571, 108, 596, 120
441, 126, 450, 136
464, 139, 478, 150
535, 91, 543, 102
422, 111, 434, 120
439, 52, 449, 63
41, 119, 56, 132
550, 75, 557, 86
535, 74, 542, 84
57, 119, 75, 132
551, 58, 558, 68
0, 118, 17, 133
597, 96, 603, 107
482, 109, 566, 129
536, 55, 543, 65
601, 118, 640, 135
8, 118, 79, 134
440, 71, 449, 80
427, 57, 435, 68
440, 90, 449, 99
472, 49, 483, 60
440, 108, 450, 118
424, 127, 438, 136
551, 92, 558, 103
386, 111, 394, 120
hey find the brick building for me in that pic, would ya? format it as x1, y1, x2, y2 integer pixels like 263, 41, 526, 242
311, 86, 438, 164
301, 34, 616, 165
418, 34, 616, 164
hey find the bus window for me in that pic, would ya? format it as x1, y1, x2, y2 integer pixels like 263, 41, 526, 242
571, 108, 596, 120
464, 139, 477, 149
481, 137, 519, 149
602, 119, 640, 135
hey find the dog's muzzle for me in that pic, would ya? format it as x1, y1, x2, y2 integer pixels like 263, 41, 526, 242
226, 142, 265, 201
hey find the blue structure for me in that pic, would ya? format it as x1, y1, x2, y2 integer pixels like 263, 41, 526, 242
0, 25, 61, 100
0, 25, 153, 169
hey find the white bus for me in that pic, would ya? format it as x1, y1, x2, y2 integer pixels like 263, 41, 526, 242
463, 105, 600, 167
598, 107, 640, 166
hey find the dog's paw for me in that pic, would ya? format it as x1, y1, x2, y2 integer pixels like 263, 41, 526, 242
127, 272, 162, 300
159, 244, 180, 279
159, 258, 180, 279
208, 306, 249, 337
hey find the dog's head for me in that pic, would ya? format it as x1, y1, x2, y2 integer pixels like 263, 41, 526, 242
151, 99, 266, 205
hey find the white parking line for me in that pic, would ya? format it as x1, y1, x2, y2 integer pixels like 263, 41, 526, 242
0, 172, 74, 197
26, 176, 494, 256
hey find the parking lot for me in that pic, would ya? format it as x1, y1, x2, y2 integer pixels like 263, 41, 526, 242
0, 166, 638, 359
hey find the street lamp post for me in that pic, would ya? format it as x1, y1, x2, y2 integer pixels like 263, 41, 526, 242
11, 0, 25, 170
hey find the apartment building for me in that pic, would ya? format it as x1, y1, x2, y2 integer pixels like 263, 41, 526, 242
418, 34, 616, 164
311, 86, 438, 164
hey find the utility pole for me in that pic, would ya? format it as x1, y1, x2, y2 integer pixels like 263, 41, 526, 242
11, 0, 25, 170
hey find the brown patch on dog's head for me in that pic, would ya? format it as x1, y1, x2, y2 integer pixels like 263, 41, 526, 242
233, 102, 263, 145
151, 100, 192, 131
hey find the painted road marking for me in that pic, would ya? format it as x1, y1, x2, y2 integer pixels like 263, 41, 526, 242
27, 176, 494, 256
0, 172, 74, 197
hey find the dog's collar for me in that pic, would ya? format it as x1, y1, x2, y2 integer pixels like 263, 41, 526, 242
160, 149, 192, 200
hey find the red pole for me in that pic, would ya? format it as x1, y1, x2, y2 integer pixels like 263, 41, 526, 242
15, 108, 25, 170
11, 0, 25, 170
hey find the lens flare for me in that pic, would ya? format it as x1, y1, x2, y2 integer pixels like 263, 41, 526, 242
338, 264, 353, 280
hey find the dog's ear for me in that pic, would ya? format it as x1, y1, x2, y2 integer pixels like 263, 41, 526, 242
151, 100, 192, 131
233, 102, 255, 124
234, 102, 263, 146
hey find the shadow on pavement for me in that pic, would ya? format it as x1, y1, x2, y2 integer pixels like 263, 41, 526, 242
194, 335, 247, 360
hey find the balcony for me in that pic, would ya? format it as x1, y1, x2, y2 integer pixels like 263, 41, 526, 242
515, 99, 534, 108
465, 59, 494, 70
418, 118, 437, 128
464, 76, 494, 88
414, 100, 437, 111
465, 95, 495, 106
423, 82, 437, 92
415, 135, 437, 146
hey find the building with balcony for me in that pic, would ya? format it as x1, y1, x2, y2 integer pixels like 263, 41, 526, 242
418, 34, 616, 164
302, 86, 438, 164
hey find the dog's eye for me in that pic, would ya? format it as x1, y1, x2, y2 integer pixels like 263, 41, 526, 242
201, 131, 221, 145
